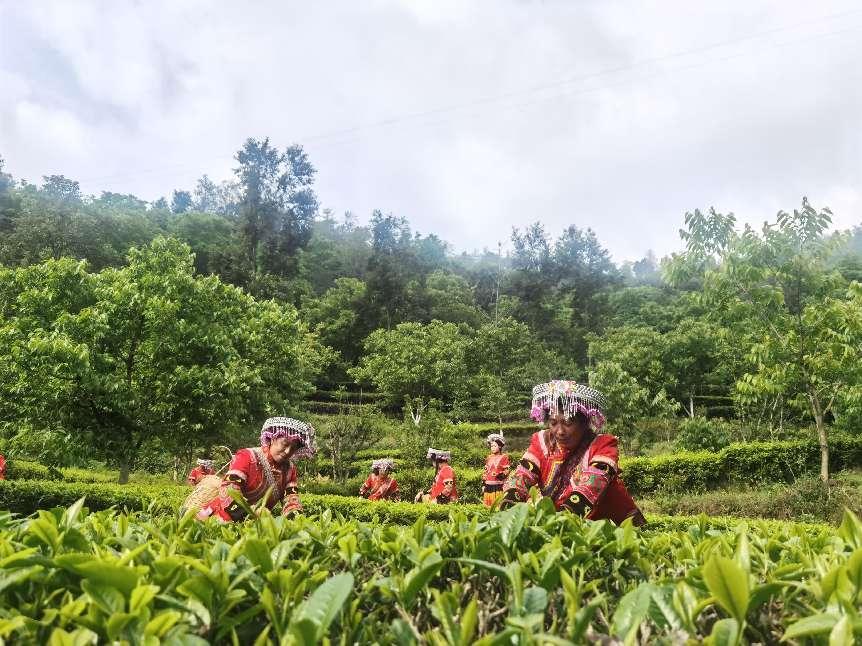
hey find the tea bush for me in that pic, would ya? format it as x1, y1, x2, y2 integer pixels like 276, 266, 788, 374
0, 497, 859, 643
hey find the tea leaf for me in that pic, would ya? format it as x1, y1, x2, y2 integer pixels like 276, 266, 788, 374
702, 556, 749, 622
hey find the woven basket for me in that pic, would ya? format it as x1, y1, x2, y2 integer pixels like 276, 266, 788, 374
181, 474, 224, 514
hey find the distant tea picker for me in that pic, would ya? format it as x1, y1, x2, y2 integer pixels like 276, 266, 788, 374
359, 458, 400, 501
191, 417, 316, 522
415, 448, 458, 504
502, 380, 646, 526
186, 458, 215, 486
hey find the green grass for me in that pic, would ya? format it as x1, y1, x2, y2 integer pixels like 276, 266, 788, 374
640, 470, 862, 524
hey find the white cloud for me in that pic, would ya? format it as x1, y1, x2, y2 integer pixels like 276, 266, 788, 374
1, 0, 860, 259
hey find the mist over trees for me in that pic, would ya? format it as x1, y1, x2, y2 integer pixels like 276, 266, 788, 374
2, 140, 862, 478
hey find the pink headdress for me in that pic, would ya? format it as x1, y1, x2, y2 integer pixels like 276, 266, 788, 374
260, 417, 317, 460
530, 380, 608, 431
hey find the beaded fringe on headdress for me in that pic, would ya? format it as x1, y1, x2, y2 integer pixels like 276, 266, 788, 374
529, 380, 608, 430
260, 417, 317, 459
426, 447, 451, 462
372, 458, 395, 472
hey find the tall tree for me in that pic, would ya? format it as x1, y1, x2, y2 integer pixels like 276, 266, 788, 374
365, 210, 413, 329
171, 190, 193, 214
670, 198, 858, 480
41, 175, 82, 203
235, 138, 318, 280
0, 237, 323, 482
350, 320, 467, 425
193, 174, 219, 213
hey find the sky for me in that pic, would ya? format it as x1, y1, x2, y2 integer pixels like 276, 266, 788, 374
1, 0, 860, 262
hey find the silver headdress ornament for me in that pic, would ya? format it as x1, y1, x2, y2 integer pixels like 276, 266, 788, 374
530, 380, 608, 430
486, 433, 506, 447
426, 448, 451, 462
373, 458, 395, 473
196, 458, 214, 469
260, 417, 317, 459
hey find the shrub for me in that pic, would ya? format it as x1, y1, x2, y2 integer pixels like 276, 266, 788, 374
640, 474, 862, 524
675, 416, 734, 452
0, 493, 854, 643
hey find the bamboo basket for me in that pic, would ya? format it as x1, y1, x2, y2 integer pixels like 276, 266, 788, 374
180, 446, 233, 515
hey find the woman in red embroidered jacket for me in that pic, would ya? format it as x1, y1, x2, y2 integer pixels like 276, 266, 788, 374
196, 417, 316, 522
482, 433, 510, 507
414, 448, 458, 504
359, 459, 400, 501
186, 459, 214, 486
502, 381, 645, 526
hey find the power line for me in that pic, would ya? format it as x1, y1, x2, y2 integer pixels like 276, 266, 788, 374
297, 7, 862, 145
73, 8, 862, 187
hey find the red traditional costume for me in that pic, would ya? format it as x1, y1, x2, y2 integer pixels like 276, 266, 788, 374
187, 460, 214, 486
0, 453, 6, 480
360, 458, 400, 501
427, 462, 458, 503
196, 417, 315, 522
360, 474, 400, 501
482, 433, 510, 507
415, 448, 458, 504
503, 380, 645, 526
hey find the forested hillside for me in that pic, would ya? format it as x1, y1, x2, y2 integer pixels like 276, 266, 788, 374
2, 139, 862, 480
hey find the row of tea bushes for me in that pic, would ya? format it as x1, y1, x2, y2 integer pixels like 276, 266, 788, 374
0, 496, 857, 642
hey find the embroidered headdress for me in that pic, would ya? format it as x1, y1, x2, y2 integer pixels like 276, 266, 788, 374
373, 458, 395, 473
486, 433, 506, 448
426, 448, 451, 462
196, 458, 214, 469
530, 380, 607, 430
260, 417, 317, 459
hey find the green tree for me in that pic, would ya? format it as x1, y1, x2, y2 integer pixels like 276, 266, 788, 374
0, 156, 19, 233
0, 237, 322, 482
365, 210, 414, 329
589, 325, 671, 395
350, 321, 467, 425
670, 198, 857, 480
170, 190, 193, 214
167, 211, 236, 276
460, 317, 538, 424
302, 277, 369, 380
235, 138, 318, 281
410, 270, 484, 327
317, 395, 384, 482
589, 361, 679, 431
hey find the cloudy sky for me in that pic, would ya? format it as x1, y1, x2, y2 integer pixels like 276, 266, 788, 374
1, 1, 860, 261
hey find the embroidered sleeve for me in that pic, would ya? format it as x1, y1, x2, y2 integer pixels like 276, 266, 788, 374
360, 476, 373, 497
496, 454, 511, 480
503, 436, 543, 505
209, 449, 255, 521
282, 463, 302, 517
561, 436, 620, 517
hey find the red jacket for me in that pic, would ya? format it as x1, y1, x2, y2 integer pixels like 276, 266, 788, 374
505, 430, 644, 525
483, 453, 510, 485
360, 474, 400, 501
197, 447, 301, 522
186, 465, 214, 486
